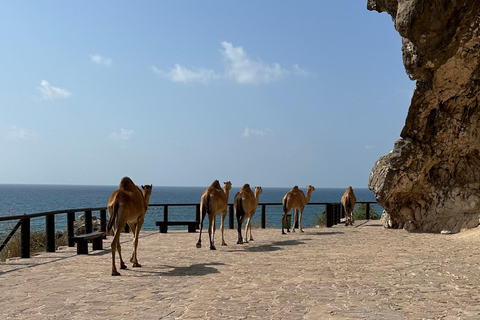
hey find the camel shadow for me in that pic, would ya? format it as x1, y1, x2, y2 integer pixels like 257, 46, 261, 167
131, 262, 225, 277
228, 239, 308, 253
308, 231, 344, 236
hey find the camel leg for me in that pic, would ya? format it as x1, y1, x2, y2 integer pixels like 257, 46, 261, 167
281, 210, 290, 235
299, 206, 305, 232
209, 215, 216, 250
196, 211, 206, 248
220, 210, 227, 246
111, 220, 127, 276
245, 217, 253, 243
128, 222, 136, 263
111, 229, 121, 276
248, 216, 254, 241
131, 218, 144, 267
292, 209, 298, 233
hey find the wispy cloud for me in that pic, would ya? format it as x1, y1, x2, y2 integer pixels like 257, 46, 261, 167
38, 80, 72, 100
90, 54, 112, 67
152, 65, 217, 84
242, 127, 270, 138
109, 128, 134, 141
365, 145, 375, 150
153, 41, 309, 85
4, 125, 40, 141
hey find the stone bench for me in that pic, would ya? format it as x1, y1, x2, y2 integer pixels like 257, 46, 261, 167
71, 231, 105, 255
155, 221, 198, 233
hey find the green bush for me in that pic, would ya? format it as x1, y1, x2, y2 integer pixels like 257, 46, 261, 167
353, 203, 381, 220
0, 231, 68, 262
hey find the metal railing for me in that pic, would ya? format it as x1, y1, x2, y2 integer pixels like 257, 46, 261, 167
0, 201, 377, 258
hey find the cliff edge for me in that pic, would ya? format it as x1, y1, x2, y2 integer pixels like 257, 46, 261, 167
367, 0, 480, 233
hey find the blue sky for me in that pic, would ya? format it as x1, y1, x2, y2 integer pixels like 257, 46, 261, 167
0, 1, 414, 188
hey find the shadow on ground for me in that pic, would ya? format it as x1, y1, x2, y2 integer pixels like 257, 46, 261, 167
131, 262, 225, 277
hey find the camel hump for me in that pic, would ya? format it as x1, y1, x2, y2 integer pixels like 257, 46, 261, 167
210, 180, 221, 189
119, 177, 136, 190
240, 184, 251, 192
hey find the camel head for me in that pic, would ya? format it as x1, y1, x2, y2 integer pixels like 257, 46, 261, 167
305, 185, 315, 203
223, 181, 232, 192
141, 184, 153, 197
254, 186, 263, 196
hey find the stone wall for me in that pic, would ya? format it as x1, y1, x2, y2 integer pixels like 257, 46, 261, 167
367, 0, 480, 233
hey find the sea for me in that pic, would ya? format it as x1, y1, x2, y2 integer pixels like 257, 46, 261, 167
0, 184, 381, 234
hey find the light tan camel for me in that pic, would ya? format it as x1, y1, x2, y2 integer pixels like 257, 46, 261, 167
234, 184, 262, 244
341, 186, 356, 226
107, 177, 152, 276
281, 185, 315, 234
196, 180, 232, 250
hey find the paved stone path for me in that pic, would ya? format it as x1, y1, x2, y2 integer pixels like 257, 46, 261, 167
2, 221, 480, 319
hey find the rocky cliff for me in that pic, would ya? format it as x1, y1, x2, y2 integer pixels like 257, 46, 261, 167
367, 0, 480, 233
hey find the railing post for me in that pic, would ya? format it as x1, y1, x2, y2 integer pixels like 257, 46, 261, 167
340, 205, 345, 221
85, 210, 93, 234
326, 204, 333, 228
46, 214, 55, 252
100, 209, 107, 234
229, 204, 234, 229
21, 217, 30, 258
196, 204, 200, 229
67, 211, 75, 247
163, 205, 168, 222
366, 203, 371, 220
261, 204, 266, 229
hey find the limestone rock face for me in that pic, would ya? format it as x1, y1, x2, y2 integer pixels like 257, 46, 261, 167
367, 0, 480, 233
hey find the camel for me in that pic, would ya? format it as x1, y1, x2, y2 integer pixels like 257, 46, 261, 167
107, 177, 152, 276
196, 180, 232, 250
234, 184, 263, 244
341, 186, 356, 226
281, 185, 315, 234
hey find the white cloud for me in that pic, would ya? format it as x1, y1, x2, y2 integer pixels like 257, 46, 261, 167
221, 41, 286, 84
242, 127, 269, 138
365, 145, 375, 150
90, 54, 112, 67
152, 65, 217, 84
109, 129, 134, 141
38, 80, 72, 100
4, 125, 40, 141
153, 41, 308, 85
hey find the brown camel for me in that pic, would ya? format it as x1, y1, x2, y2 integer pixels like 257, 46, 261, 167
196, 180, 232, 250
107, 177, 152, 276
234, 184, 262, 244
281, 185, 315, 234
341, 186, 356, 226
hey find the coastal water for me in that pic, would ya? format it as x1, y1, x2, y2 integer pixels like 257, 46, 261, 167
0, 184, 381, 233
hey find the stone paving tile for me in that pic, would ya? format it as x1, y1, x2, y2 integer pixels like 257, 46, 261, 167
2, 221, 480, 319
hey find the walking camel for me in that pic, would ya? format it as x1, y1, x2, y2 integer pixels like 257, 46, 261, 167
281, 185, 315, 234
196, 180, 232, 250
107, 177, 152, 276
341, 186, 356, 226
234, 184, 263, 244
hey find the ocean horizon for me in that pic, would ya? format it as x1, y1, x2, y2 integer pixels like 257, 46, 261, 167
0, 184, 381, 232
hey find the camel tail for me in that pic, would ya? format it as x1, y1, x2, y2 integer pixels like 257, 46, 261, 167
283, 198, 287, 214
106, 199, 119, 235
236, 196, 245, 220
